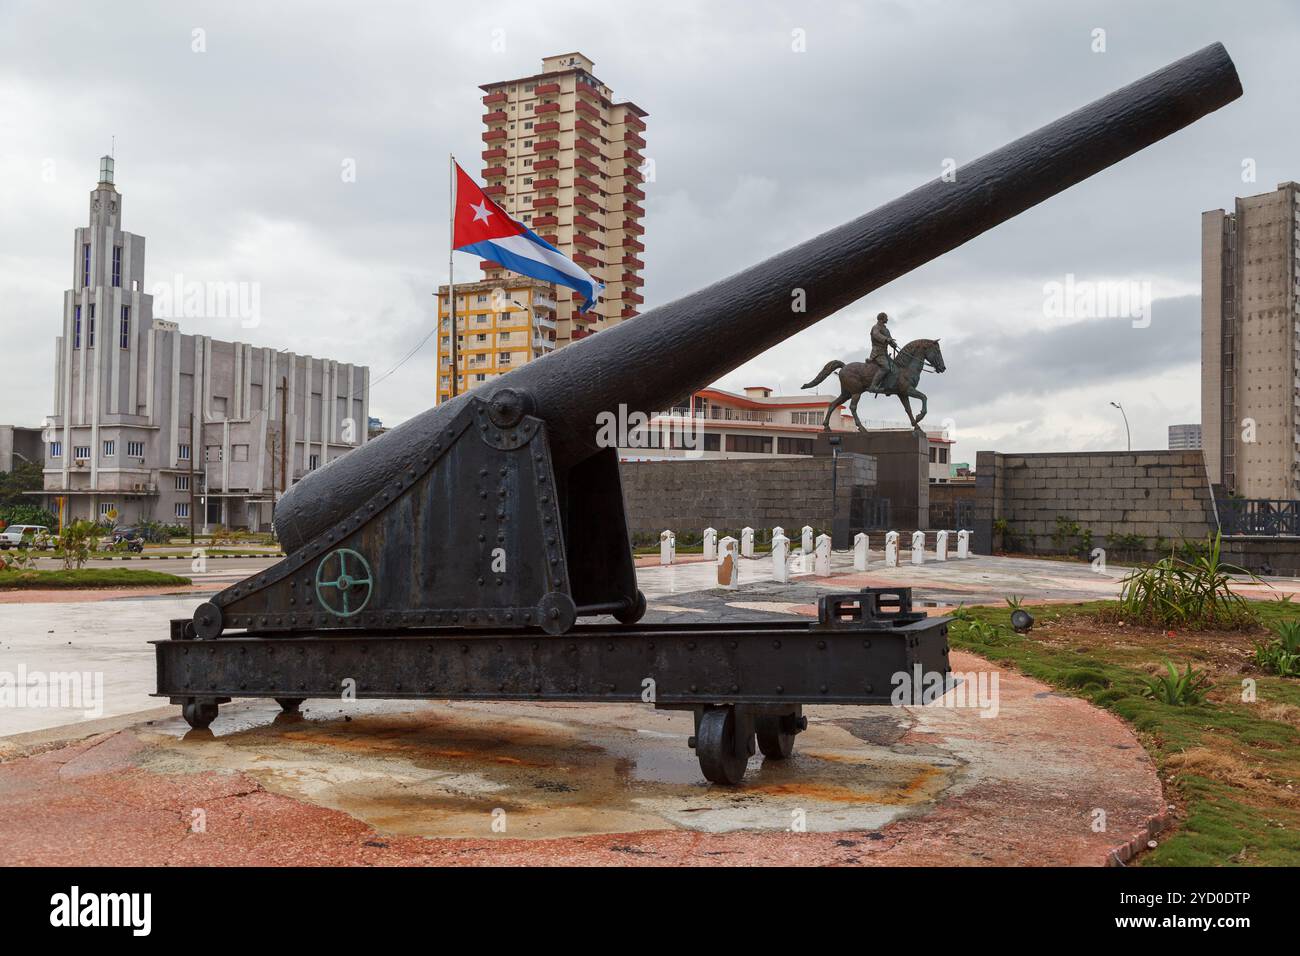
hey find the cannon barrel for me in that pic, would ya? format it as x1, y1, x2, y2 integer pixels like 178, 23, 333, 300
276, 42, 1240, 552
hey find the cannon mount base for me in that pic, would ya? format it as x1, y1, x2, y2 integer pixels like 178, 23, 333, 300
155, 587, 949, 784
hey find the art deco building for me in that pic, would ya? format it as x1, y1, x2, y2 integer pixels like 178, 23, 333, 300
38, 158, 369, 530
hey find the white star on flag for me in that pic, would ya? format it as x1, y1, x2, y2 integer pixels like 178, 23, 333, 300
469, 200, 493, 224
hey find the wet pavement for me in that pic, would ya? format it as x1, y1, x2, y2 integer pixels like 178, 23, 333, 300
0, 644, 1164, 865
0, 551, 1178, 865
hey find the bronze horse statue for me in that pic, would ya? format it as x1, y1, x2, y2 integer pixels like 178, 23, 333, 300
802, 338, 946, 433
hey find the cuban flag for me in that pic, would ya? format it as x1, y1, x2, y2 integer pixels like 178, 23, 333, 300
452, 161, 604, 313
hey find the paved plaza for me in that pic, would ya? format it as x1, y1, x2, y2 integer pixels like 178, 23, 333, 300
0, 550, 1191, 865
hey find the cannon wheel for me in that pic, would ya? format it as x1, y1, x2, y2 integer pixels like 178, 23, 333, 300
756, 714, 798, 759
695, 706, 752, 785
182, 700, 219, 730
613, 590, 647, 625
275, 697, 305, 714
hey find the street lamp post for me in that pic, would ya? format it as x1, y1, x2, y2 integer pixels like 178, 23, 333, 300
828, 435, 843, 548
1109, 401, 1131, 452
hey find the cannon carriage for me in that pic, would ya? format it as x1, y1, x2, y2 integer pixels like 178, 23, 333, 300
155, 43, 1241, 784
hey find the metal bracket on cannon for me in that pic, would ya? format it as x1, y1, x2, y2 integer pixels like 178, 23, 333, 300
184, 389, 645, 643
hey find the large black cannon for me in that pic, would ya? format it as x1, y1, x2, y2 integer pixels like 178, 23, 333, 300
156, 44, 1241, 784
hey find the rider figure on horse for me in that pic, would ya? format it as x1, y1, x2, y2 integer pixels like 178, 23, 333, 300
868, 312, 899, 393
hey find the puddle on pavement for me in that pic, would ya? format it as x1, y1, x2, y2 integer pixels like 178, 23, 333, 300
135, 700, 961, 840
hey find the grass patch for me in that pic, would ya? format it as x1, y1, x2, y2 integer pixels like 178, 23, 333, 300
0, 568, 192, 590
948, 598, 1300, 866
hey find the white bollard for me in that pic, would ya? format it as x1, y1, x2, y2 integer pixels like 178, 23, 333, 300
853, 532, 869, 571
957, 529, 970, 559
801, 525, 814, 554
741, 526, 754, 559
703, 527, 717, 561
911, 530, 926, 565
717, 535, 739, 588
772, 525, 784, 546
771, 533, 790, 584
885, 531, 899, 567
660, 529, 676, 566
935, 529, 948, 562
814, 533, 832, 576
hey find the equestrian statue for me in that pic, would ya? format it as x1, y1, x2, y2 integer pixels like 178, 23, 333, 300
801, 312, 946, 433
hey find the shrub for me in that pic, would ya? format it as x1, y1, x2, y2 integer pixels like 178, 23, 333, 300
57, 520, 100, 570
993, 518, 1023, 553
1253, 618, 1300, 678
0, 503, 59, 531
961, 618, 1006, 645
0, 547, 36, 572
1142, 660, 1213, 706
1106, 531, 1146, 563
1117, 532, 1259, 630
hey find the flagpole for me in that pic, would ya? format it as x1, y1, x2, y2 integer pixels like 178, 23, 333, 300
448, 153, 459, 400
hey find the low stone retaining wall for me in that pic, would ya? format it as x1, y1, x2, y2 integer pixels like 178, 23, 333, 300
973, 449, 1216, 559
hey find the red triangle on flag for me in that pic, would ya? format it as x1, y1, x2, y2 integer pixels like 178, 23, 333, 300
453, 162, 526, 249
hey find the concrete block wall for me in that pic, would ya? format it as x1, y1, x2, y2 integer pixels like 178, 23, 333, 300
618, 453, 876, 542
973, 449, 1216, 558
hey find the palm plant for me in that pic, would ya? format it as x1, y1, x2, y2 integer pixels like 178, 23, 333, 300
1118, 532, 1259, 629
1142, 660, 1213, 706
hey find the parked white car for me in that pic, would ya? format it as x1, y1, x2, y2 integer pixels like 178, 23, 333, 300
0, 524, 56, 550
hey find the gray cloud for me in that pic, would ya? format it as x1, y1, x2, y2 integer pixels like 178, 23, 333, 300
0, 0, 1294, 456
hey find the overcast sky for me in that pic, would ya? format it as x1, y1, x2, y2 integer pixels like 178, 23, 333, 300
2, 0, 1296, 466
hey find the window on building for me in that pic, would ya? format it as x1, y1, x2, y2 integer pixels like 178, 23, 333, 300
476, 333, 487, 342
308, 453, 320, 471
476, 294, 488, 303
127, 440, 145, 458
82, 243, 90, 287
777, 437, 814, 455
929, 447, 937, 463
49, 441, 62, 458
205, 446, 222, 462
74, 446, 91, 460
175, 502, 190, 519
178, 443, 191, 461
74, 306, 82, 349
499, 352, 512, 364
112, 246, 122, 287
99, 502, 115, 518
703, 434, 721, 452
120, 306, 130, 348
88, 304, 95, 347
102, 440, 115, 457
725, 435, 772, 454
939, 448, 948, 464
524, 120, 533, 129
475, 373, 486, 382
499, 331, 511, 341
175, 475, 190, 491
